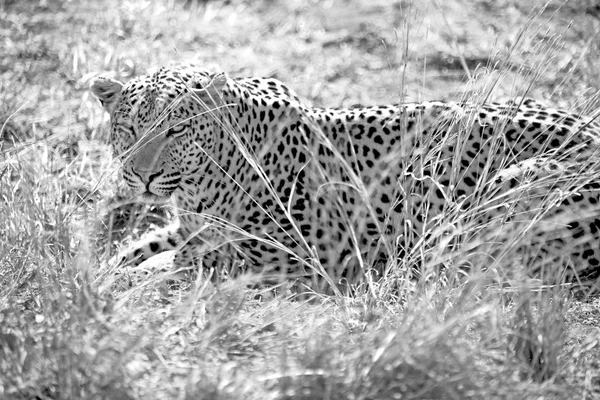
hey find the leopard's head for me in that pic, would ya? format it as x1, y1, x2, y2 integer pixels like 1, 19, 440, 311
91, 65, 228, 200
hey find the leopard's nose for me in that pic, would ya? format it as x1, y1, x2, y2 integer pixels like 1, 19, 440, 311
131, 141, 167, 180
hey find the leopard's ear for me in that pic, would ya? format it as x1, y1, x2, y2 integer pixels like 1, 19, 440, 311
191, 72, 227, 108
90, 77, 124, 114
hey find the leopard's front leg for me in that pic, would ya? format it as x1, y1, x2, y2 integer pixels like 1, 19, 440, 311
113, 221, 227, 285
114, 223, 182, 267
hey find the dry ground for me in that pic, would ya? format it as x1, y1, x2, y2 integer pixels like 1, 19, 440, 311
1, 0, 600, 399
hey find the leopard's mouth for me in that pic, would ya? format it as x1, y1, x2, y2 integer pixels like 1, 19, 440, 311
136, 191, 172, 205
106, 192, 171, 212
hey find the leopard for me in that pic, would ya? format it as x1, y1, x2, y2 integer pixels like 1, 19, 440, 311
91, 64, 600, 293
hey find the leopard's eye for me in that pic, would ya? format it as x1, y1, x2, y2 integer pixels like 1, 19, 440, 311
112, 124, 136, 148
166, 124, 187, 137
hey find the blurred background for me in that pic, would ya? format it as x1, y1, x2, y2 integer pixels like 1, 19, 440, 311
2, 0, 599, 148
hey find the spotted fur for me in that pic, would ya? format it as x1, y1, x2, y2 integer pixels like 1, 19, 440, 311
91, 65, 600, 291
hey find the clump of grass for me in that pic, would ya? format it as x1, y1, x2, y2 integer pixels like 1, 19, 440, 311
510, 291, 564, 382
0, 148, 134, 399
